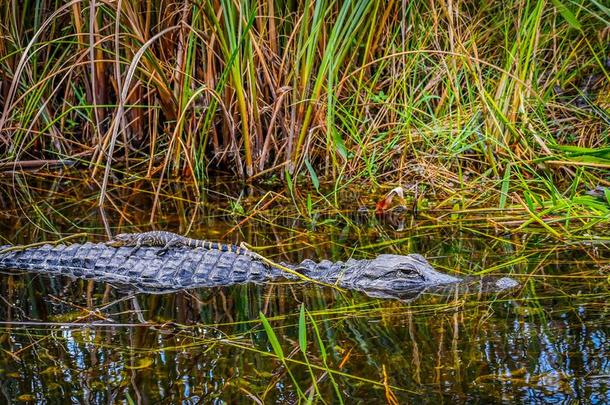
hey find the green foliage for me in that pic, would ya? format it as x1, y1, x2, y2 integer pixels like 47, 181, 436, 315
0, 0, 607, 222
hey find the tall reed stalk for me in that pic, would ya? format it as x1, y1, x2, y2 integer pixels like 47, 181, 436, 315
0, 1, 607, 199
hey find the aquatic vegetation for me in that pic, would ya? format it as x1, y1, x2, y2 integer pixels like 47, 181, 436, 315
0, 0, 608, 402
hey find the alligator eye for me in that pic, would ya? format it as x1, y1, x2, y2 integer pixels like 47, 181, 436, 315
395, 267, 424, 280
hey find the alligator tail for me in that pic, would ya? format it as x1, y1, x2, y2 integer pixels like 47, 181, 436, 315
200, 241, 248, 255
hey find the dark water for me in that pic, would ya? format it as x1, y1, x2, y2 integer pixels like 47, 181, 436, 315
0, 173, 608, 403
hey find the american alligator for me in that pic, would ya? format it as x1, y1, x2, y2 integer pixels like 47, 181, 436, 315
108, 231, 250, 255
0, 239, 519, 300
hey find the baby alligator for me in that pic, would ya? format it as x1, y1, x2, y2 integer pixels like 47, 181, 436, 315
109, 231, 249, 255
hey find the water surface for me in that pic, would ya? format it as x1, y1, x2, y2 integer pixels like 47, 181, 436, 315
0, 173, 608, 403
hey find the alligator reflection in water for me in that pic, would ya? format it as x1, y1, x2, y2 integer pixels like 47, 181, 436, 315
0, 269, 607, 403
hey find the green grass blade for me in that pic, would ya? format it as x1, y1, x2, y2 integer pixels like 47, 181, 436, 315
259, 312, 284, 361
299, 303, 307, 353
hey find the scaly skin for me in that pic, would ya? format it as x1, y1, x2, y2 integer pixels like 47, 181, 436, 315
0, 242, 519, 300
109, 231, 249, 255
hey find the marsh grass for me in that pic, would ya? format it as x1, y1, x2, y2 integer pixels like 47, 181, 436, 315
0, 1, 607, 211
0, 169, 607, 249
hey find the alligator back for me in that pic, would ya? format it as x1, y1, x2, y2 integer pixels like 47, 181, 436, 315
0, 243, 519, 299
0, 243, 281, 291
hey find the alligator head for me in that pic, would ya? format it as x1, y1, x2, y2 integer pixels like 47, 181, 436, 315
339, 254, 461, 299
338, 254, 519, 300
106, 233, 135, 247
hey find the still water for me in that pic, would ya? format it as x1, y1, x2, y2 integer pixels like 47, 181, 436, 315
0, 173, 608, 403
